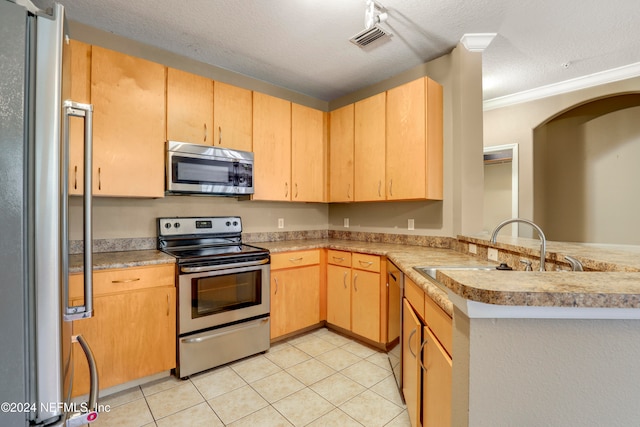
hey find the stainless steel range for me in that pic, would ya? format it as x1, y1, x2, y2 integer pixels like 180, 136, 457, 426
157, 216, 270, 378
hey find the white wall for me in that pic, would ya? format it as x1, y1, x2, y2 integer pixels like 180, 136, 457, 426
483, 161, 512, 234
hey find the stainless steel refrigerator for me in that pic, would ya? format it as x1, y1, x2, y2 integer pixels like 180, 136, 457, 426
0, 1, 98, 425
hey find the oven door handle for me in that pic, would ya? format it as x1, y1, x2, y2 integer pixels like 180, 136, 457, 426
180, 258, 269, 273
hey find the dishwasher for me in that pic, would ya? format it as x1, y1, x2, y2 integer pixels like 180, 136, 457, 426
386, 260, 404, 398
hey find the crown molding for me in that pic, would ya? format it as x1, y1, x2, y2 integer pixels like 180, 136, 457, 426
483, 61, 640, 111
460, 33, 497, 52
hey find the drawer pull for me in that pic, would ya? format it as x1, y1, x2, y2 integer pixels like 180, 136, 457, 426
111, 278, 141, 284
343, 271, 348, 289
358, 260, 374, 267
289, 257, 304, 263
332, 256, 345, 262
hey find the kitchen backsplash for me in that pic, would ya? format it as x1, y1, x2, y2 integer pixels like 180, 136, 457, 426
70, 230, 455, 254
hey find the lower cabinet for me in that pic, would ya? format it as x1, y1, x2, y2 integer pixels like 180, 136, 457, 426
69, 264, 176, 396
402, 277, 453, 427
270, 250, 321, 339
403, 299, 423, 427
326, 250, 385, 343
422, 326, 452, 427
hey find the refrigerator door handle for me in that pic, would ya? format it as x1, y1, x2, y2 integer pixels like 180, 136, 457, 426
62, 101, 94, 321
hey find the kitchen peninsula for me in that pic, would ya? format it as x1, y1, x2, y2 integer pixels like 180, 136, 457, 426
72, 232, 640, 426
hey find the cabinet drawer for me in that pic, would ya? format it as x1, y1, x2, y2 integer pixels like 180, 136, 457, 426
425, 295, 453, 357
271, 250, 320, 270
404, 277, 425, 320
69, 263, 175, 299
327, 250, 351, 267
352, 253, 380, 272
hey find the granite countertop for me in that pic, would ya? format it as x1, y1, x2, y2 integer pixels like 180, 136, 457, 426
69, 237, 640, 314
69, 249, 175, 274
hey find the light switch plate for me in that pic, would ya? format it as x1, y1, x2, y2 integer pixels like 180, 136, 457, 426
344, 218, 349, 228
469, 243, 477, 254
278, 218, 284, 229
488, 247, 499, 261
408, 219, 415, 230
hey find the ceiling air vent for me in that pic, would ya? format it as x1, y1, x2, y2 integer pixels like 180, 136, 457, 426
350, 24, 391, 48
350, 0, 392, 49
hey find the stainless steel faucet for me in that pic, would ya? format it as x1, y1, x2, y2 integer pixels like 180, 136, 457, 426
490, 218, 547, 272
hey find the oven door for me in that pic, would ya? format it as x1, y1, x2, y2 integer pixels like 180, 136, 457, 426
178, 260, 269, 335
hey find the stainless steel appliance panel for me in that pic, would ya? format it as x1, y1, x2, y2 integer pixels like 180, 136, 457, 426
178, 316, 270, 378
166, 140, 254, 195
0, 2, 99, 425
178, 262, 270, 334
387, 260, 404, 397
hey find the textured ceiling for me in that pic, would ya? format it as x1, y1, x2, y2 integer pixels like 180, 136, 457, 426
52, 0, 640, 102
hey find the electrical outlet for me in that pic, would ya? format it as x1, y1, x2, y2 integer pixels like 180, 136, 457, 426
408, 219, 415, 230
469, 243, 477, 254
488, 247, 499, 261
278, 218, 284, 229
344, 218, 349, 228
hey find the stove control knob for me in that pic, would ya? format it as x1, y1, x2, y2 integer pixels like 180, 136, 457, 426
225, 221, 231, 226
174, 222, 180, 229
164, 223, 171, 229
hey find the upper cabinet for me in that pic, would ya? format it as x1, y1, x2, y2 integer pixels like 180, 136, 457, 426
354, 92, 386, 201
329, 104, 354, 202
166, 67, 213, 145
386, 78, 426, 200
253, 92, 291, 201
213, 81, 253, 152
91, 46, 166, 197
68, 40, 91, 196
291, 103, 327, 202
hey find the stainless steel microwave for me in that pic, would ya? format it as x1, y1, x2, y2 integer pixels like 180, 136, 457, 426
166, 141, 254, 196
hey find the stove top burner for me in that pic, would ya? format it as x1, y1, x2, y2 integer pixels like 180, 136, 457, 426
157, 216, 269, 265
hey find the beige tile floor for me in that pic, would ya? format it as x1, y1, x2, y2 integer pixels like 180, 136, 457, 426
93, 327, 410, 427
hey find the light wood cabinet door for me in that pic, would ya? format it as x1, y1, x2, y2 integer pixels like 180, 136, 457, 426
425, 77, 444, 200
252, 92, 291, 201
403, 299, 423, 427
329, 104, 354, 202
351, 269, 380, 342
72, 286, 176, 396
422, 326, 452, 427
91, 46, 166, 197
68, 40, 91, 196
326, 264, 351, 331
271, 264, 320, 339
166, 67, 213, 145
386, 77, 426, 200
291, 103, 327, 202
354, 92, 386, 201
213, 81, 252, 151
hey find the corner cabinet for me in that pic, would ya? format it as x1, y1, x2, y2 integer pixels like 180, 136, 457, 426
91, 46, 166, 197
328, 104, 355, 202
69, 264, 176, 396
326, 250, 387, 344
270, 250, 321, 339
354, 92, 386, 201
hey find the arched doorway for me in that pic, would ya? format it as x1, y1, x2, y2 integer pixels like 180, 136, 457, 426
533, 93, 640, 244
